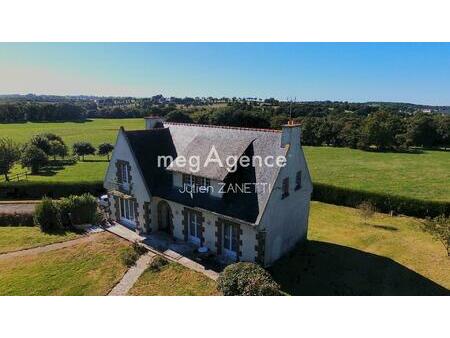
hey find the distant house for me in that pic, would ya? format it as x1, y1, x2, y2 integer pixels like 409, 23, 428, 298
103, 116, 312, 266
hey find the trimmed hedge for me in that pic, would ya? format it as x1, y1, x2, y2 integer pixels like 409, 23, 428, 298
0, 181, 105, 200
313, 183, 450, 218
0, 212, 34, 227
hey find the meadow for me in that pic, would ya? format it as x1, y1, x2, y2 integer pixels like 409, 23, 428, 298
1, 119, 449, 202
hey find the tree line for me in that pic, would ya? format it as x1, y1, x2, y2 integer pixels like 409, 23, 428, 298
163, 104, 450, 150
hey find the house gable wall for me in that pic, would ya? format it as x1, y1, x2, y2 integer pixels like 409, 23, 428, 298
259, 134, 313, 266
104, 129, 151, 232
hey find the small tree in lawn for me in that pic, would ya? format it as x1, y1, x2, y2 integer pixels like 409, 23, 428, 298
97, 143, 114, 161
48, 140, 68, 161
0, 137, 20, 181
73, 142, 96, 161
423, 215, 450, 257
357, 201, 376, 224
20, 144, 49, 174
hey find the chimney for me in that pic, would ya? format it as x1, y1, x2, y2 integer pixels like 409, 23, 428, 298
144, 116, 165, 129
281, 120, 301, 148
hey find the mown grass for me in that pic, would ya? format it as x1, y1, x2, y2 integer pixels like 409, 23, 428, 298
1, 119, 449, 202
0, 226, 80, 254
129, 262, 220, 296
0, 232, 131, 296
271, 201, 450, 295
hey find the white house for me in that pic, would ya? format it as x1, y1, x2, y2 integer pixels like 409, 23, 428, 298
103, 116, 313, 266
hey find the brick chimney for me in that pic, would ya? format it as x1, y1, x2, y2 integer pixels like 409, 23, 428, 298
144, 116, 164, 129
281, 120, 301, 148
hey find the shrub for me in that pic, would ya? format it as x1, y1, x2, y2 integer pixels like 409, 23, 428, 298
217, 262, 282, 296
423, 215, 450, 256
121, 241, 147, 268
147, 256, 168, 272
312, 183, 450, 219
357, 201, 376, 223
59, 193, 99, 226
33, 197, 62, 232
0, 212, 34, 227
121, 247, 140, 267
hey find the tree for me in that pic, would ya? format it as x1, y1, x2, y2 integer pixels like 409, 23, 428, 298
165, 110, 193, 123
30, 133, 67, 158
423, 215, 450, 256
73, 142, 96, 161
357, 201, 376, 224
0, 137, 20, 181
361, 111, 402, 150
405, 113, 438, 148
48, 140, 68, 161
97, 143, 114, 161
30, 134, 51, 154
20, 144, 49, 174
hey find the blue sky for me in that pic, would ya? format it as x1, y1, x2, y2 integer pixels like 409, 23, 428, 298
0, 43, 449, 105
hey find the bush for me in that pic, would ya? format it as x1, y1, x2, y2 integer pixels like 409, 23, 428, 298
423, 215, 450, 256
0, 181, 105, 200
217, 262, 282, 296
59, 193, 99, 226
33, 197, 62, 232
121, 241, 147, 268
313, 183, 450, 218
0, 212, 34, 227
147, 256, 168, 272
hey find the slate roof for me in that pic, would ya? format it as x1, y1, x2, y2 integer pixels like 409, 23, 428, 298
123, 122, 287, 224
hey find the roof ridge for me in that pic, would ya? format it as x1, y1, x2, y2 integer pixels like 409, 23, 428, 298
164, 121, 282, 133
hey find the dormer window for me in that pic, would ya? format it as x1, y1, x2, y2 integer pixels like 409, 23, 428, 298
182, 174, 211, 190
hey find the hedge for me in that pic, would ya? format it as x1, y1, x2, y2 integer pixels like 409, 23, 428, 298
312, 183, 450, 218
0, 212, 34, 227
0, 181, 105, 200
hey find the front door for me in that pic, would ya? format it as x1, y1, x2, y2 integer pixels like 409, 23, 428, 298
223, 222, 238, 260
157, 201, 172, 234
188, 211, 201, 245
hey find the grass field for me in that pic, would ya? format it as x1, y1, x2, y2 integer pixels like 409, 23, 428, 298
271, 201, 450, 295
0, 232, 130, 296
0, 226, 80, 254
1, 119, 449, 202
129, 262, 219, 296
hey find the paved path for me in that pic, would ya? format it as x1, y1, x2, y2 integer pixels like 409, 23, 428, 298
0, 202, 37, 214
0, 234, 97, 261
105, 222, 219, 281
108, 252, 156, 296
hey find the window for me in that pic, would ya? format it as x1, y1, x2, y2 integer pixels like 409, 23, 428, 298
182, 174, 211, 191
118, 162, 129, 184
295, 171, 302, 190
223, 222, 239, 258
119, 197, 136, 224
188, 211, 202, 245
282, 177, 289, 199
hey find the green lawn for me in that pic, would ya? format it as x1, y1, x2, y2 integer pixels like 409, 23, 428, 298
1, 119, 449, 202
0, 226, 80, 254
271, 201, 450, 295
129, 262, 220, 296
304, 146, 450, 202
0, 232, 131, 296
